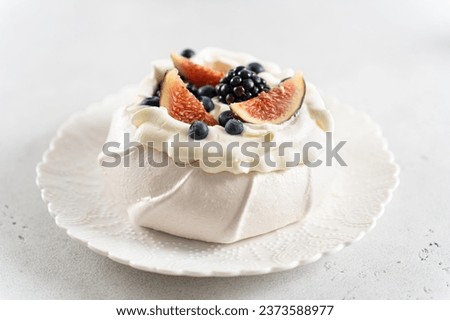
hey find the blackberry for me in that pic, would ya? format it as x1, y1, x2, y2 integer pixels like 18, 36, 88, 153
216, 67, 270, 104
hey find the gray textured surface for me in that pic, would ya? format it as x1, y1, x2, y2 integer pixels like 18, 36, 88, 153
1, 0, 449, 299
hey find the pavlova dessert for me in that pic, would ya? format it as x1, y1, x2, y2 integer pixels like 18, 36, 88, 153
99, 48, 334, 243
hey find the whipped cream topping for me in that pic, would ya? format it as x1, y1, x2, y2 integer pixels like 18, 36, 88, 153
110, 48, 334, 174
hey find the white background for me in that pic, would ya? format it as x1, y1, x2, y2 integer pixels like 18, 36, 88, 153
1, 0, 449, 299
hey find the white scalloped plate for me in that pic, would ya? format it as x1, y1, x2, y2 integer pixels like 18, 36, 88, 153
36, 86, 399, 277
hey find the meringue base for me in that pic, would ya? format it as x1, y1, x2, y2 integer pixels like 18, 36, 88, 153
101, 146, 334, 244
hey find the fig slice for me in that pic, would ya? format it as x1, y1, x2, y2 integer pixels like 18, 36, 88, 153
171, 53, 225, 87
230, 74, 306, 124
160, 69, 218, 126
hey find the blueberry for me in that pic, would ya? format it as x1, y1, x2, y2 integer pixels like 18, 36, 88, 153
180, 48, 195, 59
242, 79, 254, 90
235, 65, 245, 72
225, 119, 244, 135
197, 85, 216, 98
247, 62, 265, 74
218, 110, 234, 127
186, 83, 198, 96
188, 121, 209, 140
141, 96, 160, 107
200, 96, 215, 112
